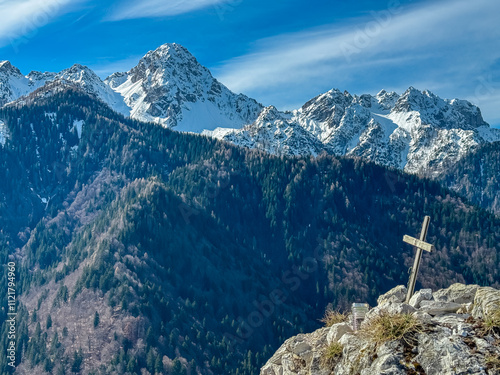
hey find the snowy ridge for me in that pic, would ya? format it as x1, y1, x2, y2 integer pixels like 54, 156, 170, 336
1, 44, 262, 132
1, 45, 500, 175
0, 61, 56, 106
55, 64, 130, 116
210, 87, 500, 176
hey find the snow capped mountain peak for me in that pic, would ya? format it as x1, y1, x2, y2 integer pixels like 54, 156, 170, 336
210, 86, 500, 176
1, 45, 498, 177
256, 105, 287, 122
375, 89, 399, 110
124, 42, 215, 101
104, 43, 262, 131
390, 86, 487, 131
301, 88, 353, 126
0, 61, 54, 106
49, 64, 130, 115
393, 86, 439, 112
0, 60, 22, 76
147, 42, 198, 62
58, 64, 102, 85
1, 43, 262, 132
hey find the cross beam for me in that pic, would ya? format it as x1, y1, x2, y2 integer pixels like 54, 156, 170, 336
404, 216, 435, 303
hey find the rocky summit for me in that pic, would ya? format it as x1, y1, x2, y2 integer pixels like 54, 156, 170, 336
260, 283, 500, 375
207, 88, 500, 177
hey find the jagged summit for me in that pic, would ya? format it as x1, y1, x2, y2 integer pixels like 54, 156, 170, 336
110, 42, 213, 89
105, 43, 263, 131
0, 60, 21, 75
0, 45, 263, 131
209, 86, 500, 176
0, 61, 53, 106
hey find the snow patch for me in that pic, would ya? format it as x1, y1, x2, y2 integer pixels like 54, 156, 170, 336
476, 125, 500, 142
45, 112, 57, 121
202, 127, 238, 138
0, 120, 8, 146
73, 119, 84, 139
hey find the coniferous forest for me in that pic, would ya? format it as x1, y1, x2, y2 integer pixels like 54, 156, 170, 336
0, 86, 499, 374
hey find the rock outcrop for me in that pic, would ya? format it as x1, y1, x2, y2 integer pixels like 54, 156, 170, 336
260, 284, 500, 375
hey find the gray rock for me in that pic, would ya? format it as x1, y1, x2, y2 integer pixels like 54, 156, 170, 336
433, 283, 479, 304
377, 285, 407, 305
336, 334, 408, 375
470, 286, 500, 319
327, 322, 353, 345
414, 331, 488, 375
431, 315, 472, 337
412, 310, 433, 323
408, 288, 433, 308
291, 340, 312, 357
361, 341, 407, 375
362, 302, 416, 329
260, 284, 500, 375
335, 333, 377, 375
457, 302, 473, 314
260, 327, 329, 375
419, 300, 462, 316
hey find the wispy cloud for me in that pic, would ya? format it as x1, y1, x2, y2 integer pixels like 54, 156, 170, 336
213, 0, 500, 124
107, 0, 229, 21
0, 0, 80, 49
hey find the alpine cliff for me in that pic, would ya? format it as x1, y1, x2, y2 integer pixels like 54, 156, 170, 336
261, 283, 500, 375
105, 43, 263, 131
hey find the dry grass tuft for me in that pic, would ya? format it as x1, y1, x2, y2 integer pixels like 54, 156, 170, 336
483, 306, 500, 336
320, 308, 347, 327
321, 342, 343, 369
360, 312, 423, 346
485, 354, 500, 371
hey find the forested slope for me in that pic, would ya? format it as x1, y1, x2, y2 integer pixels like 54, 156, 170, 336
0, 87, 498, 374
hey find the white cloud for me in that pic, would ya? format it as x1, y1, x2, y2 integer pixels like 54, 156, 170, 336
107, 0, 229, 21
0, 0, 78, 49
213, 0, 500, 124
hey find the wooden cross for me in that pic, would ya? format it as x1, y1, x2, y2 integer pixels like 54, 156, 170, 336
403, 216, 435, 303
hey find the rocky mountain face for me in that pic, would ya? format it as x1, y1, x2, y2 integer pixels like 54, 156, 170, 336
0, 43, 262, 133
105, 43, 263, 131
261, 283, 500, 375
0, 60, 56, 106
2, 44, 499, 177
206, 87, 500, 177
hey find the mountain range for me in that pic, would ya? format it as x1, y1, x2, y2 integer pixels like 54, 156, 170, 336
1, 43, 499, 180
0, 44, 262, 133
205, 87, 500, 177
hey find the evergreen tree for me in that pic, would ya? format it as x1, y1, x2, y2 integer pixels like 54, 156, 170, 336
93, 311, 99, 328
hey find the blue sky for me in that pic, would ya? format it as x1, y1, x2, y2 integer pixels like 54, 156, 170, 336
0, 0, 499, 127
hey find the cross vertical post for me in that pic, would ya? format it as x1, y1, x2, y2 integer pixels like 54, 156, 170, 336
404, 216, 434, 303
